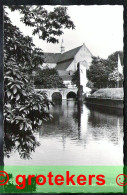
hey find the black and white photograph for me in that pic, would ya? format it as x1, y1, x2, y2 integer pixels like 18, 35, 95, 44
3, 3, 124, 192
4, 4, 123, 166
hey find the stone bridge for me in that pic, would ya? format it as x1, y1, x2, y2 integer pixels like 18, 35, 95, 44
35, 88, 78, 100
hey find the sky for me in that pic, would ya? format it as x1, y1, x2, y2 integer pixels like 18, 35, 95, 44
6, 5, 123, 59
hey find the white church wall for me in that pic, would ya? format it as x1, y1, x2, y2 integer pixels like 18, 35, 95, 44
66, 44, 92, 72
66, 58, 78, 72
75, 44, 93, 69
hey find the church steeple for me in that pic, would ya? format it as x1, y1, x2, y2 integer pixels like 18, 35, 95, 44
60, 39, 65, 54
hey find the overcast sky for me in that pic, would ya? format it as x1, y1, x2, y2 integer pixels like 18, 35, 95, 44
6, 5, 123, 59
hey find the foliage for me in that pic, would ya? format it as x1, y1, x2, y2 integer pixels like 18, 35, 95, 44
108, 68, 123, 87
4, 6, 75, 159
72, 69, 94, 89
4, 14, 52, 159
87, 51, 123, 89
71, 70, 79, 87
87, 57, 109, 88
86, 80, 93, 88
108, 68, 123, 82
106, 51, 123, 72
34, 68, 65, 88
8, 5, 75, 43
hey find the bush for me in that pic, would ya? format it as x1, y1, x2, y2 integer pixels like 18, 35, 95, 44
34, 68, 65, 88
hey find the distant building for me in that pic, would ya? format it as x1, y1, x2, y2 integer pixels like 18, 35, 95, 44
40, 42, 93, 89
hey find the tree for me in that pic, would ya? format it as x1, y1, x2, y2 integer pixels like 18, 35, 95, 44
86, 80, 93, 88
71, 70, 79, 87
87, 57, 109, 88
4, 6, 75, 159
106, 51, 123, 72
72, 69, 94, 89
34, 68, 65, 88
108, 68, 123, 87
4, 13, 52, 159
106, 51, 123, 87
87, 51, 123, 89
8, 6, 75, 43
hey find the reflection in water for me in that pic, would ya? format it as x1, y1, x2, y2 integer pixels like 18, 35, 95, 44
4, 100, 123, 166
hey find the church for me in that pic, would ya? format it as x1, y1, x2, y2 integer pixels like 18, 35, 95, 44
40, 40, 93, 91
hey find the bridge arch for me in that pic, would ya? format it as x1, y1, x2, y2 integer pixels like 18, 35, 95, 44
67, 91, 77, 99
52, 92, 62, 102
35, 88, 78, 100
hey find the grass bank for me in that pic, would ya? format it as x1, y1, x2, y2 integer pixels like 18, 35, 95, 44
90, 88, 123, 100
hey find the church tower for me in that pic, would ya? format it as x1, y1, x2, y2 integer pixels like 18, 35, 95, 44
60, 39, 65, 54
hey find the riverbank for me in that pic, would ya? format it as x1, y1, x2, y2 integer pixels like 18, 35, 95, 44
90, 88, 123, 99
85, 88, 123, 109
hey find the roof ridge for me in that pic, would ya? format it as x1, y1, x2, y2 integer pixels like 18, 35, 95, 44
43, 45, 82, 56
57, 45, 83, 63
62, 45, 82, 55
83, 43, 93, 56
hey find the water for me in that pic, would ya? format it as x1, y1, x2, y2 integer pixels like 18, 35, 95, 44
5, 100, 123, 166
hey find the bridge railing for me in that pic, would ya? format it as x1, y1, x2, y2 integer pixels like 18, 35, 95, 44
65, 84, 77, 88
34, 85, 77, 90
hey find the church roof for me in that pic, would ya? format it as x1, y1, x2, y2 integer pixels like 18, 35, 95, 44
58, 45, 82, 63
56, 59, 74, 70
56, 45, 82, 70
43, 44, 88, 70
43, 53, 61, 63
